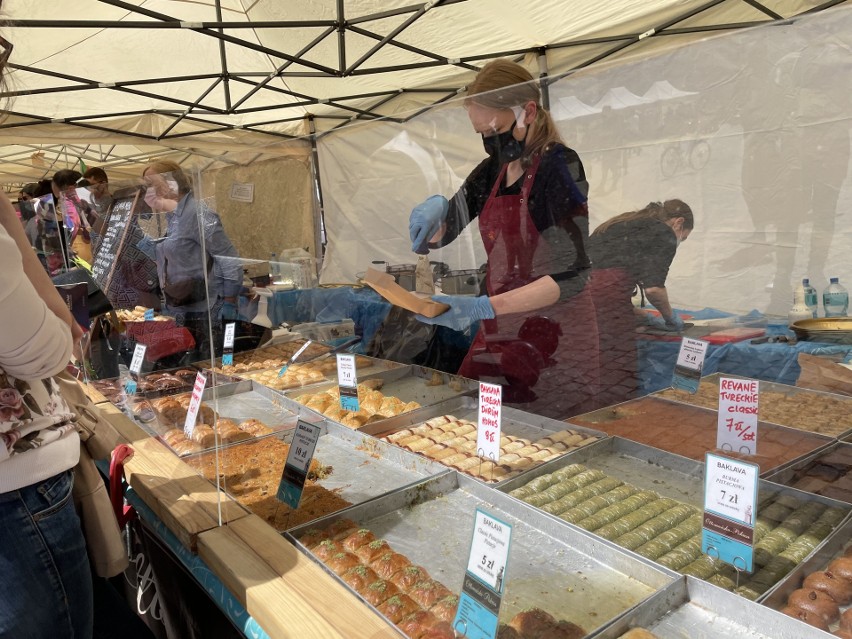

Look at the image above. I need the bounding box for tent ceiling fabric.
[0,0,845,184]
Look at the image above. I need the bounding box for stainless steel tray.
[763,440,852,504]
[761,515,852,633]
[594,576,830,639]
[185,413,452,532]
[288,472,676,637]
[498,437,706,508]
[654,371,852,440]
[277,364,478,423]
[569,395,834,478]
[229,355,404,393]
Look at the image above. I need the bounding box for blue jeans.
[0,470,94,638]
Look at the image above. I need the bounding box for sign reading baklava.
[453,508,512,639]
[702,453,758,572]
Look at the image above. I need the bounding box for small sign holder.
[337,353,360,412]
[717,377,759,456]
[222,322,236,366]
[277,420,322,509]
[124,344,147,395]
[453,508,513,639]
[671,337,709,394]
[702,452,759,573]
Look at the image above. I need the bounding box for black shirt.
[587,217,677,288]
[434,144,591,299]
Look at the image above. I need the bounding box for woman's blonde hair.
[142,159,192,195]
[465,59,563,165]
[593,200,694,236]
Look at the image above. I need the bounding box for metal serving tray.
[761,515,852,633]
[230,356,404,393]
[498,437,707,508]
[654,371,852,440]
[357,394,607,485]
[763,441,852,504]
[495,438,851,600]
[185,414,451,532]
[568,396,834,478]
[138,380,300,455]
[594,576,830,639]
[277,364,478,423]
[288,472,676,637]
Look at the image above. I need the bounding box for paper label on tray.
[222,322,236,365]
[129,344,147,375]
[337,353,359,412]
[671,337,708,394]
[702,453,758,572]
[143,308,154,321]
[182,372,207,437]
[453,508,512,639]
[277,420,322,509]
[477,382,502,462]
[716,377,759,455]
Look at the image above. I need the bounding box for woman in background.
[587,199,694,406]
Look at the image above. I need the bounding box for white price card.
[477,382,502,463]
[278,340,312,377]
[702,453,759,572]
[671,337,709,393]
[277,420,322,509]
[222,322,236,366]
[129,344,147,375]
[182,372,208,438]
[453,508,513,639]
[716,377,759,456]
[337,353,359,412]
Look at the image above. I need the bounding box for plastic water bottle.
[789,283,813,325]
[823,277,849,317]
[803,278,818,318]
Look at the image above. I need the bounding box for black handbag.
[52,267,113,318]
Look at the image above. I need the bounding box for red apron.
[587,267,640,407]
[457,156,600,419]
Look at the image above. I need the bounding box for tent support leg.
[308,115,326,261]
[537,49,550,110]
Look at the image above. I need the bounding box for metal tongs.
[278,335,362,376]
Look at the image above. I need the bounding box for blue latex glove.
[409,195,449,254]
[644,314,668,330]
[414,295,494,331]
[137,235,157,260]
[665,314,685,332]
[219,301,239,321]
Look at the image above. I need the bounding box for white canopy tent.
[2,0,851,316]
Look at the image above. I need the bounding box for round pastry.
[429,594,459,623]
[496,625,521,639]
[398,610,440,639]
[804,571,852,604]
[828,557,852,583]
[780,605,830,631]
[174,368,199,382]
[355,539,391,564]
[162,429,186,446]
[376,594,420,624]
[391,565,431,592]
[312,539,341,561]
[409,580,452,609]
[341,413,369,429]
[199,405,216,424]
[238,419,273,436]
[341,528,376,553]
[509,608,558,636]
[326,552,361,575]
[370,551,411,580]
[841,608,852,631]
[419,621,455,639]
[788,588,840,624]
[834,629,852,639]
[361,579,400,607]
[171,439,202,456]
[551,621,586,639]
[341,564,379,594]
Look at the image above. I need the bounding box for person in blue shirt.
[140,160,242,362]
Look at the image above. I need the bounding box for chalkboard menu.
[91,189,161,310]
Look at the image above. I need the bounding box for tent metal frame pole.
[158,78,223,138]
[345,23,480,72]
[740,0,784,19]
[9,20,338,29]
[537,49,550,110]
[214,0,232,112]
[346,0,469,26]
[307,115,326,257]
[96,0,339,75]
[337,0,346,74]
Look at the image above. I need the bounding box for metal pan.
[595,576,830,639]
[763,440,852,504]
[287,472,676,637]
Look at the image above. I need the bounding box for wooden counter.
[93,384,398,638]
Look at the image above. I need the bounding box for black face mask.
[482,120,526,164]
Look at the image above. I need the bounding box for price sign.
[222,322,236,366]
[277,420,322,509]
[336,353,360,412]
[671,337,709,394]
[182,372,208,438]
[477,383,502,462]
[717,377,759,456]
[125,344,147,394]
[702,453,759,572]
[143,308,154,321]
[453,509,512,639]
[278,340,312,377]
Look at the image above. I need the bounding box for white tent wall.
[317,5,852,316]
